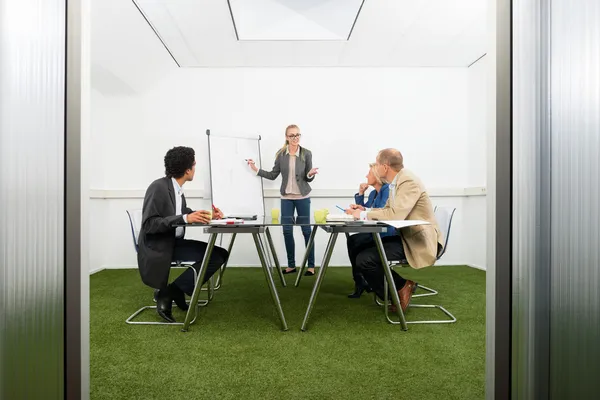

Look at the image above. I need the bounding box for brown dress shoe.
[398,280,416,311]
[387,280,417,313]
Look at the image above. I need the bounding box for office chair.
[379,206,457,324]
[124,209,214,325]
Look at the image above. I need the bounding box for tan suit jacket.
[367,169,443,269]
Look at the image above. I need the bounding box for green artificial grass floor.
[91,266,485,400]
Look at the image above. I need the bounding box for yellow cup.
[314,209,325,223]
[271,208,280,220]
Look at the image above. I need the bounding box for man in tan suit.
[348,148,444,311]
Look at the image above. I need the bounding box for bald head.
[376,148,404,172]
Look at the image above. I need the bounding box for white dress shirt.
[172,178,188,238]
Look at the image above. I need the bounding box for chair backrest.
[126,209,143,253]
[434,206,456,260]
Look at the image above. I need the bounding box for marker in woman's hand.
[246,158,259,172]
[336,205,345,212]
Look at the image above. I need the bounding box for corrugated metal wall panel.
[550,0,600,397]
[0,0,66,398]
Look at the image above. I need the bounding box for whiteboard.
[207,131,265,218]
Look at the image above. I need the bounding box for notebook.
[325,214,355,222]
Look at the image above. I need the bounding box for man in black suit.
[137,146,229,323]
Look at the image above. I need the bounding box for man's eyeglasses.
[287,134,301,139]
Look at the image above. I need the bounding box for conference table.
[174,217,429,333]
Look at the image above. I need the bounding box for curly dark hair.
[164,146,195,178]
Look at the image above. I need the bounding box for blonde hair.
[276,124,303,160]
[368,163,383,185]
[376,148,404,171]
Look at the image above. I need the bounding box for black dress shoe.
[282,268,297,274]
[348,285,366,298]
[304,270,315,276]
[168,283,189,311]
[155,289,176,323]
[360,277,373,293]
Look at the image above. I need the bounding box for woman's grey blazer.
[257,146,314,197]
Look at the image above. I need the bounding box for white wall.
[468,58,488,188]
[463,57,488,269]
[91,68,470,191]
[90,67,487,272]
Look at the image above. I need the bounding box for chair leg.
[128,266,209,325]
[206,275,215,302]
[125,305,201,325]
[412,284,438,298]
[190,266,212,306]
[152,266,211,306]
[389,304,457,324]
[373,276,426,306]
[379,272,456,325]
[374,283,437,305]
[201,275,217,298]
[200,268,215,294]
[390,263,439,298]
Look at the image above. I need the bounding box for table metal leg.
[295,226,318,287]
[181,233,218,332]
[253,233,289,331]
[257,232,276,274]
[372,233,407,331]
[265,227,286,287]
[300,232,338,331]
[213,233,236,290]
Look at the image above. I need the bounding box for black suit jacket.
[137,177,194,289]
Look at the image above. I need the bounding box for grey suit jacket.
[137,177,193,289]
[257,146,314,196]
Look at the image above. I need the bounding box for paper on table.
[379,220,430,229]
[326,214,354,222]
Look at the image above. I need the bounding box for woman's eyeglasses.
[287,134,301,139]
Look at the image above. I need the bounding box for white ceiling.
[128,0,487,67]
[229,0,365,41]
[91,0,486,94]
[92,0,175,94]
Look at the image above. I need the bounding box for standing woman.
[247,125,319,276]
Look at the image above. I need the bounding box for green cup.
[314,209,325,223]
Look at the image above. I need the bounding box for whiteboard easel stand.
[205,129,283,290]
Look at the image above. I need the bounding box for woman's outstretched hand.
[247,159,258,172]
